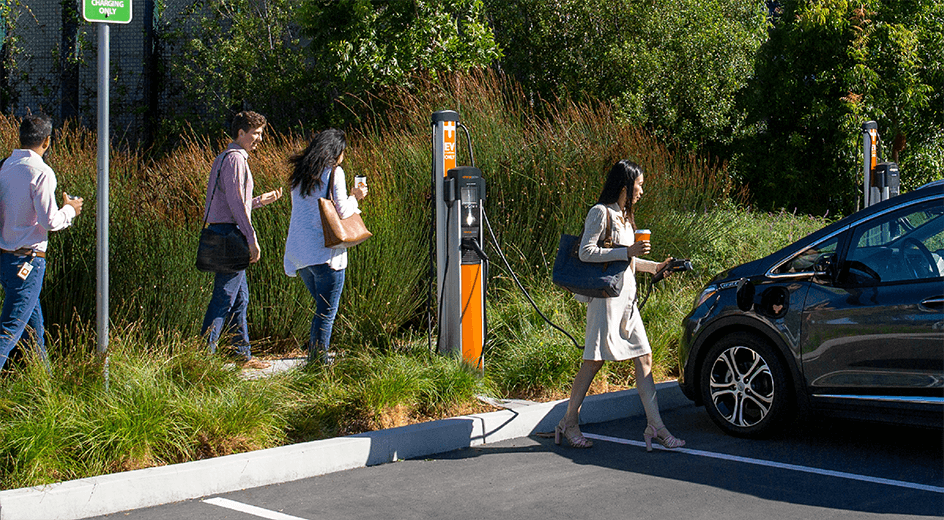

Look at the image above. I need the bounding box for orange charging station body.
[432,110,486,369]
[862,121,900,208]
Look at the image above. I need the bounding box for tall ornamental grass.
[0,330,292,488]
[11,70,745,357]
[0,330,493,489]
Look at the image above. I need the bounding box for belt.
[1,248,46,259]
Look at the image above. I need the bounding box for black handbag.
[552,207,630,298]
[195,151,251,273]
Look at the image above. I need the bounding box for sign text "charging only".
[90,0,125,17]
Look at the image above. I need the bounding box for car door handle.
[920,296,944,308]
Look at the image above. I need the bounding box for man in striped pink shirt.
[200,111,282,369]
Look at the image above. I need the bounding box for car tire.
[698,332,794,438]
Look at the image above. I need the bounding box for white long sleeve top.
[283,165,360,275]
[578,203,659,273]
[578,203,658,360]
[0,149,76,252]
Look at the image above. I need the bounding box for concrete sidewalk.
[0,382,689,520]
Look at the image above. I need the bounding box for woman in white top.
[283,129,367,365]
[556,160,685,451]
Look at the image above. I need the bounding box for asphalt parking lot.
[88,402,943,520]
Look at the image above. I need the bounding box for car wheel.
[698,332,793,437]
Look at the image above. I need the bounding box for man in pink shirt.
[200,111,282,369]
[0,114,84,372]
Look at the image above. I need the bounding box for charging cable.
[428,125,437,353]
[482,211,583,350]
[637,258,694,310]
[458,123,475,167]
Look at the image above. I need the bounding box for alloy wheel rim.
[708,346,775,428]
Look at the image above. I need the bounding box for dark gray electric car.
[679,181,944,437]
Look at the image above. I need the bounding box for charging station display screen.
[461,187,479,230]
[461,186,476,203]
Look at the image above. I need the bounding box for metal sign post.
[84,2,130,384]
[862,121,878,208]
[96,23,109,379]
[433,112,460,358]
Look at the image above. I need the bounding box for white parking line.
[583,432,944,494]
[203,497,309,519]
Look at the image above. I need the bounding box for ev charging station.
[432,111,486,369]
[862,121,900,207]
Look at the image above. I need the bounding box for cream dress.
[578,203,659,361]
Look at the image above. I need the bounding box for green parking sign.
[83,0,132,24]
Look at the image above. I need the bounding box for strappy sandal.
[555,422,593,449]
[643,424,685,452]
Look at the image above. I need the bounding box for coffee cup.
[354,176,367,189]
[634,229,651,242]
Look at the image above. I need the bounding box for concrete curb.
[0,382,687,520]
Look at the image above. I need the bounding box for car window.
[845,200,944,283]
[774,235,840,274]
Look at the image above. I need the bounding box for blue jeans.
[201,268,252,360]
[0,253,49,372]
[298,264,345,362]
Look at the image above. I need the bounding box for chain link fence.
[3,0,205,144]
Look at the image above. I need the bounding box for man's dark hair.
[20,114,53,149]
[230,111,266,139]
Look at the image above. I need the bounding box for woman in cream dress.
[556,160,686,451]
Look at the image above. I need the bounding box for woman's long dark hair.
[289,128,346,198]
[597,160,644,229]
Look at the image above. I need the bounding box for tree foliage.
[296,0,501,106]
[98,0,939,216]
[735,0,944,214]
[485,0,769,148]
[161,0,500,131]
[161,0,313,132]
